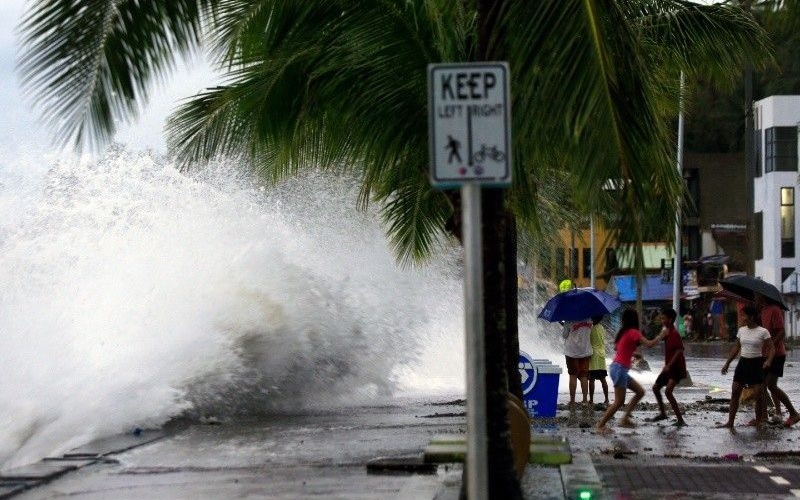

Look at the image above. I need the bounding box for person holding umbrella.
[562,319,593,408]
[755,293,800,427]
[538,287,622,409]
[719,275,800,427]
[596,309,666,433]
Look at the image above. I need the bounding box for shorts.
[654,368,686,388]
[733,357,765,386]
[609,362,630,389]
[565,356,591,378]
[767,354,786,377]
[588,369,608,381]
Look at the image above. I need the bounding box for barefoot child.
[596,309,665,433]
[588,315,610,407]
[716,304,775,429]
[647,307,687,426]
[755,293,800,427]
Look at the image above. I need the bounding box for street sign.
[428,62,511,187]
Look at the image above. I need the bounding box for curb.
[0,430,165,498]
[561,452,606,500]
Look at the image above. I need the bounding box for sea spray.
[0,146,465,468]
[0,144,565,469]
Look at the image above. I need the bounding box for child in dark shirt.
[647,307,687,426]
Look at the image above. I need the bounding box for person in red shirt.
[646,307,687,426]
[596,309,665,433]
[756,293,800,426]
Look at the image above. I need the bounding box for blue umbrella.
[538,287,622,322]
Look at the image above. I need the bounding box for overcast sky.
[0,0,214,157]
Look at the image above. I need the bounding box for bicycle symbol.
[471,144,506,164]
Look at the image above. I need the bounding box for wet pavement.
[10,346,800,499]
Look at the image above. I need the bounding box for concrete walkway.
[8,350,800,499]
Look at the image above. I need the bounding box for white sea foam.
[0,143,567,469]
[0,145,473,469]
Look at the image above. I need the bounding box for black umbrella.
[719,275,788,310]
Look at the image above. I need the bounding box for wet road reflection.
[555,346,800,459]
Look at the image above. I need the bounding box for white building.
[753,95,800,288]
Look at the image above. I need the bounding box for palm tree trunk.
[456,1,523,499]
[479,189,523,499]
[505,210,522,402]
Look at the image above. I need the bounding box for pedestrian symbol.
[446,135,462,163]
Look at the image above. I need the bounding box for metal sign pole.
[590,214,596,289]
[428,61,509,500]
[673,71,685,313]
[462,182,488,500]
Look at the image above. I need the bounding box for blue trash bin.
[519,350,562,418]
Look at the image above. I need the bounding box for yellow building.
[536,224,675,290]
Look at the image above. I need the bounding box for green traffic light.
[578,490,592,500]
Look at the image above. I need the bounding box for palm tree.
[18,1,770,497]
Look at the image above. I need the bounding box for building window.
[605,248,617,272]
[755,129,762,177]
[539,245,552,279]
[582,248,591,279]
[782,267,794,283]
[684,168,699,219]
[569,248,579,280]
[755,211,763,260]
[686,226,701,260]
[555,247,565,280]
[765,127,798,172]
[782,187,795,258]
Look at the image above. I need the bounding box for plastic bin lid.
[536,365,563,374]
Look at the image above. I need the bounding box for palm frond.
[506,0,682,258]
[18,0,216,149]
[630,0,773,86]
[377,172,453,267]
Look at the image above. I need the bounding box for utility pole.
[673,72,685,312]
[743,0,756,276]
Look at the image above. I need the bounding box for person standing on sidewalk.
[562,319,593,408]
[716,304,774,429]
[596,309,666,433]
[647,307,687,426]
[756,293,800,426]
[683,311,694,340]
[588,315,610,408]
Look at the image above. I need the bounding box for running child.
[596,309,666,433]
[647,307,687,426]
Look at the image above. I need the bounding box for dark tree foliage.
[686,5,800,153]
